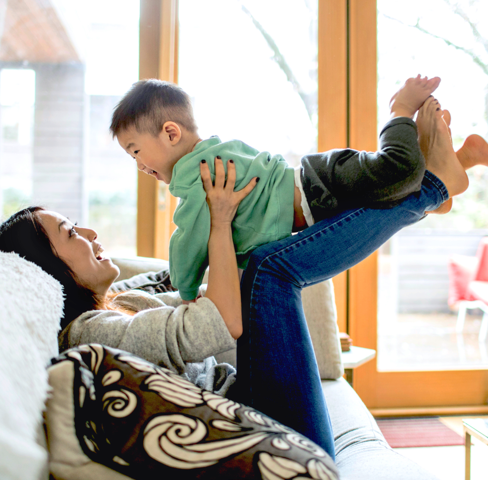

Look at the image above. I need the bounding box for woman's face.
[37,210,120,296]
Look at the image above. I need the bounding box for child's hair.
[0,207,135,331]
[110,79,197,138]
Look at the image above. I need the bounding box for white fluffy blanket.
[0,252,64,480]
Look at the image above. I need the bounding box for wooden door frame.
[137,0,179,259]
[347,0,488,412]
[318,0,348,332]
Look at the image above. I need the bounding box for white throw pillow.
[0,252,64,480]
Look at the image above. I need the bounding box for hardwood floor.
[393,416,488,480]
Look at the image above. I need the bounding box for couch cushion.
[45,344,339,480]
[0,251,64,480]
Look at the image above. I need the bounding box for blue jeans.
[232,171,448,459]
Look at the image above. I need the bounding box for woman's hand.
[201,157,258,339]
[200,157,258,227]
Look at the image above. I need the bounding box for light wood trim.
[137,0,161,257]
[137,0,179,259]
[318,0,347,151]
[158,0,177,83]
[368,370,488,408]
[371,405,488,417]
[348,252,378,395]
[346,0,378,394]
[318,0,348,332]
[348,0,378,153]
[154,184,178,260]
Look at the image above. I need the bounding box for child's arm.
[169,183,211,302]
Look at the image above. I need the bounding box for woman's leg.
[233,171,448,458]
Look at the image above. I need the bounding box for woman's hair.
[0,207,134,330]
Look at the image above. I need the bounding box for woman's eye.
[69,224,78,237]
[134,150,140,155]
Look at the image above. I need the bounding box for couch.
[113,257,440,480]
[0,253,439,480]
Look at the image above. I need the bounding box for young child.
[110,76,481,301]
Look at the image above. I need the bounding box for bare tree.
[381,0,488,126]
[238,1,317,122]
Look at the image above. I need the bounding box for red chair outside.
[448,237,488,341]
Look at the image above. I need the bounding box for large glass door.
[377,0,488,372]
[351,0,488,411]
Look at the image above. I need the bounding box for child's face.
[117,125,182,184]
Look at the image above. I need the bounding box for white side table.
[463,418,488,480]
[341,346,376,386]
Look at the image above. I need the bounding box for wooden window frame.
[347,0,488,413]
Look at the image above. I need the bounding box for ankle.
[390,103,415,119]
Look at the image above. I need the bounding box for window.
[0,0,140,256]
[178,0,318,166]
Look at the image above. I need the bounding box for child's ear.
[161,121,182,145]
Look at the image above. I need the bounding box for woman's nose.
[79,227,97,242]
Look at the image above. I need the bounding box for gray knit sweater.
[58,288,237,395]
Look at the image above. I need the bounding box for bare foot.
[390,75,441,119]
[418,96,441,157]
[441,109,488,168]
[456,134,488,170]
[416,96,469,201]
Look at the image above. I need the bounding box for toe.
[442,109,451,126]
[422,96,437,112]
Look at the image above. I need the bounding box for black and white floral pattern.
[49,344,338,479]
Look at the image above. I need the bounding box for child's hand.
[200,156,258,227]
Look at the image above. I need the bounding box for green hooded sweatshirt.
[169,136,294,300]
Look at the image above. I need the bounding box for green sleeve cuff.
[178,287,201,302]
